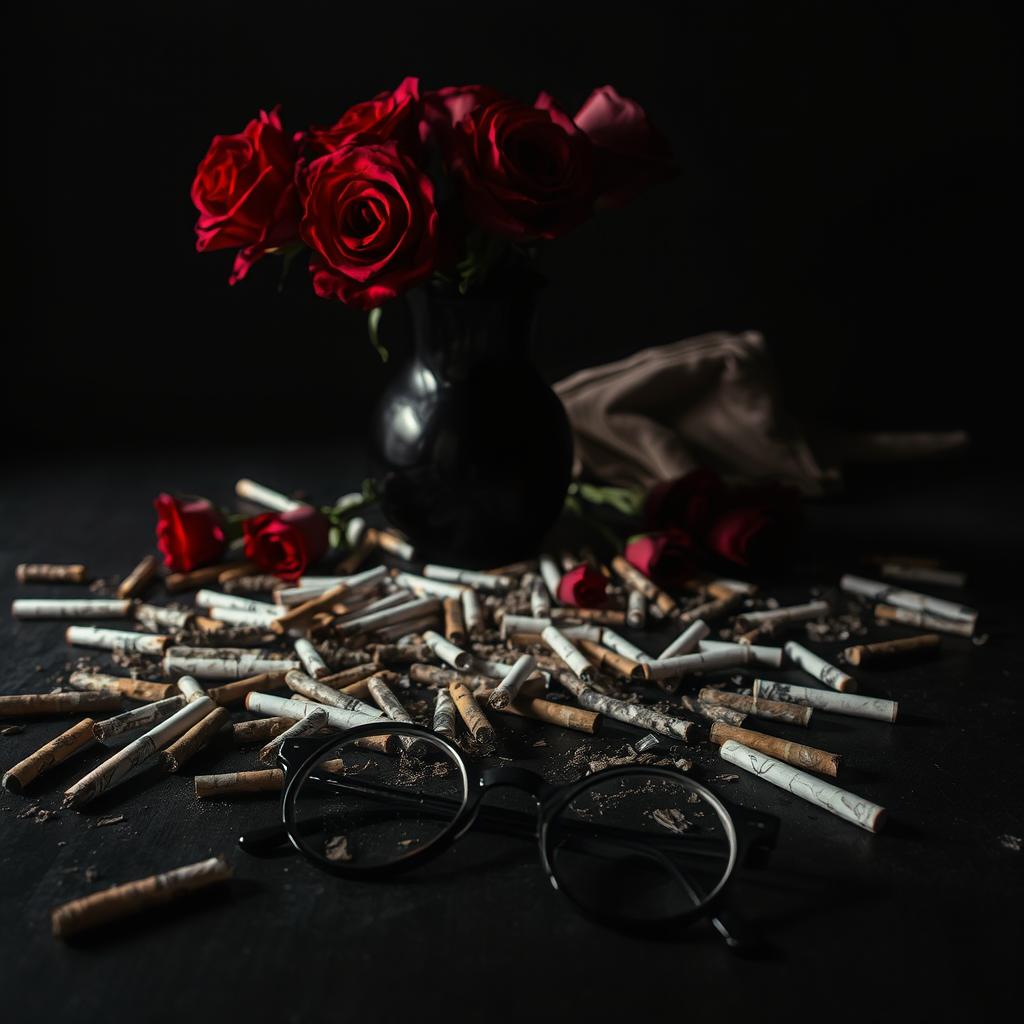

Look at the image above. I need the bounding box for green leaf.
[328,525,343,550]
[367,307,388,362]
[575,482,646,517]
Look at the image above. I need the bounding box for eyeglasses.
[238,722,778,950]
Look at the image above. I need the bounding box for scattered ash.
[18,803,59,823]
[324,835,352,862]
[92,814,125,828]
[88,577,119,597]
[532,739,547,748]
[999,834,1021,852]
[712,774,740,784]
[972,634,990,646]
[650,807,691,833]
[1,725,24,736]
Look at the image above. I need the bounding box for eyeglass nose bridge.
[479,765,549,799]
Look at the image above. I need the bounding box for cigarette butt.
[753,680,899,723]
[675,694,747,727]
[117,555,160,600]
[270,582,349,634]
[294,638,331,678]
[318,664,379,693]
[92,696,186,745]
[257,708,329,766]
[66,626,169,655]
[699,687,813,727]
[541,626,594,682]
[574,638,643,680]
[487,655,536,709]
[572,688,693,743]
[374,529,415,562]
[487,694,599,734]
[874,604,973,637]
[176,676,207,702]
[677,592,743,625]
[335,528,377,575]
[784,642,856,692]
[161,707,230,772]
[205,672,288,705]
[68,672,176,702]
[626,590,647,629]
[443,596,466,644]
[12,599,133,620]
[448,680,495,750]
[432,688,458,740]
[217,562,262,585]
[709,722,841,777]
[16,563,89,584]
[164,564,233,593]
[0,692,121,717]
[3,718,97,793]
[195,769,284,798]
[611,556,677,617]
[423,630,472,670]
[367,675,428,755]
[843,634,940,666]
[230,717,295,746]
[51,856,233,939]
[235,478,304,513]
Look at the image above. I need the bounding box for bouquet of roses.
[191,79,675,332]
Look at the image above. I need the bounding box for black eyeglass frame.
[242,722,779,940]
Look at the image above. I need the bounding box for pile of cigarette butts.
[4,480,979,940]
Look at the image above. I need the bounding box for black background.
[4,0,1018,449]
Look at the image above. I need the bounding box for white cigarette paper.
[874,603,974,637]
[539,556,563,603]
[92,696,187,745]
[460,589,483,635]
[392,572,466,600]
[659,620,709,660]
[738,600,830,627]
[66,626,168,655]
[294,638,330,678]
[529,575,551,618]
[432,688,458,739]
[235,478,304,512]
[499,615,600,642]
[176,676,206,702]
[422,565,513,592]
[879,564,966,588]
[285,670,379,716]
[134,604,194,630]
[541,626,593,682]
[245,691,384,731]
[163,651,301,680]
[258,708,328,765]
[719,740,886,833]
[626,590,647,629]
[488,655,536,709]
[700,640,784,668]
[209,606,282,628]
[195,590,281,614]
[12,599,131,620]
[335,596,440,636]
[333,590,414,623]
[645,647,751,680]
[754,679,898,723]
[65,697,216,807]
[784,641,856,692]
[840,574,977,626]
[423,629,472,670]
[599,628,653,663]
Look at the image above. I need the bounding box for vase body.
[372,271,573,567]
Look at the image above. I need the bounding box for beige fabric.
[554,330,839,496]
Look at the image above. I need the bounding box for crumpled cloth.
[554,330,968,497]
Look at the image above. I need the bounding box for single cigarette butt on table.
[677,592,743,625]
[840,574,977,628]
[461,587,484,635]
[66,627,169,656]
[423,564,513,592]
[550,607,627,627]
[539,556,562,602]
[641,647,751,682]
[16,563,89,584]
[874,603,974,637]
[230,717,295,746]
[720,740,886,833]
[205,673,288,706]
[610,556,677,617]
[392,571,466,602]
[698,687,813,727]
[408,663,545,698]
[573,638,643,680]
[283,671,380,719]
[700,640,784,669]
[293,638,331,678]
[487,654,536,709]
[754,680,899,723]
[176,676,207,702]
[0,692,122,718]
[235,478,304,512]
[737,600,830,629]
[423,629,473,670]
[134,604,195,631]
[709,722,841,778]
[842,634,940,666]
[480,691,600,734]
[541,625,594,682]
[3,718,97,793]
[117,555,160,600]
[443,596,466,644]
[161,707,230,772]
[432,689,458,740]
[599,629,652,664]
[555,674,694,743]
[659,620,710,660]
[675,694,747,727]
[92,696,186,745]
[367,674,428,755]
[12,598,132,620]
[784,642,856,692]
[626,589,647,629]
[195,769,285,798]
[373,529,415,562]
[529,575,551,618]
[448,680,496,750]
[270,583,350,634]
[208,606,282,629]
[163,650,302,681]
[51,856,233,939]
[258,708,328,765]
[164,564,234,593]
[68,672,176,703]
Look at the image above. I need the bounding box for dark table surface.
[2,444,1021,1021]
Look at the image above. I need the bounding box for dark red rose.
[191,106,302,284]
[306,77,422,155]
[705,484,801,568]
[301,139,439,310]
[448,94,592,240]
[644,468,726,534]
[154,494,227,573]
[419,84,503,147]
[557,564,608,608]
[625,529,697,589]
[243,506,329,582]
[574,85,676,207]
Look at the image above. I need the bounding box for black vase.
[371,270,573,567]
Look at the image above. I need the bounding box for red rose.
[644,468,726,534]
[154,494,227,573]
[449,94,592,240]
[191,106,302,284]
[419,84,503,147]
[301,139,439,310]
[243,506,329,582]
[705,484,801,568]
[574,85,676,207]
[557,565,608,608]
[625,530,697,589]
[307,77,422,155]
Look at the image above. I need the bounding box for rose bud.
[419,83,503,148]
[449,93,592,240]
[301,139,438,310]
[574,85,677,207]
[191,105,302,284]
[154,494,227,573]
[624,529,697,590]
[306,77,423,155]
[705,485,801,569]
[556,564,608,608]
[243,506,330,582]
[644,468,726,535]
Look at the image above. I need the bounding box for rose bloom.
[306,77,422,155]
[301,139,438,310]
[557,564,608,608]
[644,468,726,535]
[243,506,329,582]
[574,85,676,206]
[705,484,801,568]
[449,94,592,240]
[624,529,697,589]
[154,494,227,573]
[191,106,302,284]
[419,83,501,145]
